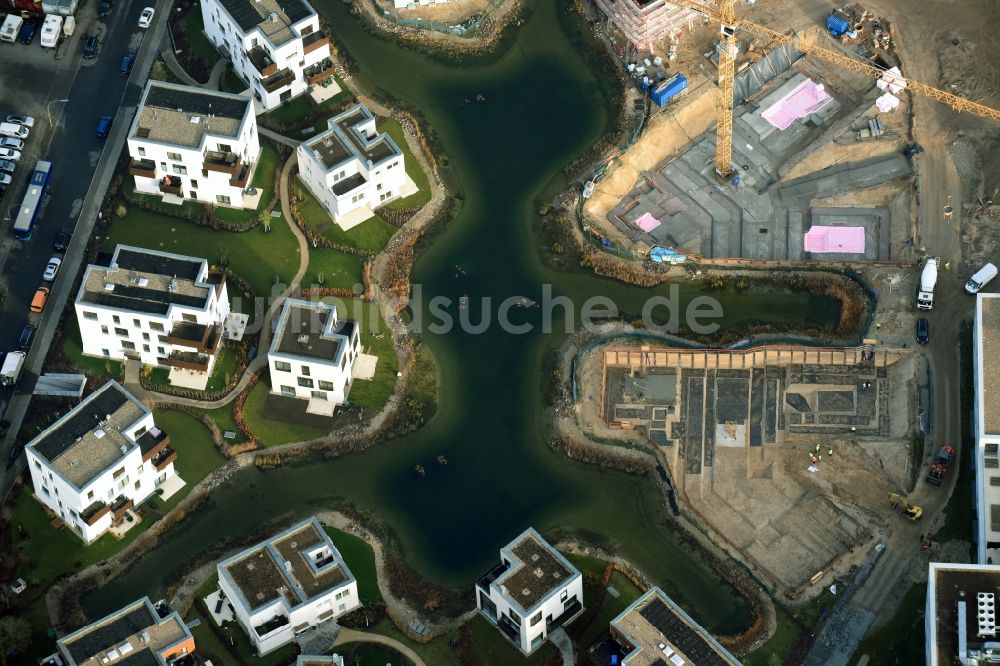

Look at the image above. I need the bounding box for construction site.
[581,0,1000,264]
[574,343,927,599]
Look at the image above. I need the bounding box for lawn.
[338,643,413,666]
[62,315,123,380]
[467,614,558,665]
[221,66,248,94]
[260,82,354,132]
[850,583,926,665]
[146,346,240,395]
[320,297,399,411]
[564,553,642,650]
[301,248,366,291]
[243,379,331,447]
[745,604,805,666]
[149,57,184,84]
[202,404,247,444]
[379,117,431,211]
[323,527,383,603]
[187,602,299,665]
[103,208,302,298]
[214,145,283,224]
[293,180,397,253]
[179,8,220,71]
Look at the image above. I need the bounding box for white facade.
[25,382,177,543]
[297,103,408,228]
[476,527,584,654]
[201,0,332,110]
[975,294,1000,564]
[926,562,1000,666]
[267,299,360,404]
[218,517,361,656]
[392,0,449,9]
[75,245,231,376]
[127,80,260,208]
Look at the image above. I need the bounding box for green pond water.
[82,0,842,636]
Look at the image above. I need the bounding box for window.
[218,143,232,153]
[137,147,146,156]
[41,486,49,497]
[115,327,129,337]
[167,151,182,161]
[122,341,137,351]
[83,311,98,320]
[297,377,314,388]
[216,195,232,205]
[160,162,167,170]
[281,385,296,396]
[202,169,209,178]
[107,489,114,499]
[182,313,197,323]
[191,179,198,188]
[340,356,346,370]
[142,333,150,341]
[560,590,568,602]
[101,326,109,334]
[113,315,121,324]
[318,380,334,391]
[351,193,364,204]
[172,164,188,175]
[530,611,542,626]
[150,322,165,332]
[301,366,310,377]
[508,610,521,626]
[134,480,141,491]
[157,347,166,356]
[311,391,326,400]
[135,465,144,477]
[275,361,291,372]
[377,183,382,191]
[143,344,150,352]
[87,490,94,501]
[133,319,141,327]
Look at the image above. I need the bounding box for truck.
[0,14,23,43]
[926,445,956,487]
[40,14,63,48]
[917,257,939,310]
[0,351,26,387]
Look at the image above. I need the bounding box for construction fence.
[371,0,508,37]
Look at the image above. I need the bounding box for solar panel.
[145,84,251,121]
[639,598,731,666]
[33,385,131,463]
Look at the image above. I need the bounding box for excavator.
[888,492,922,521]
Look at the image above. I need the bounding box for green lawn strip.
[103,208,301,298]
[577,571,642,650]
[467,613,558,664]
[745,604,805,666]
[201,404,247,444]
[150,57,184,84]
[322,527,383,603]
[243,380,330,447]
[319,297,398,411]
[187,603,298,665]
[378,117,431,211]
[260,87,354,132]
[179,9,220,70]
[292,180,396,252]
[367,618,460,665]
[61,315,124,380]
[145,346,239,395]
[301,248,366,291]
[849,583,926,665]
[338,643,414,666]
[213,145,283,224]
[221,67,249,94]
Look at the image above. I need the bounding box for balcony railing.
[497,616,521,643]
[302,31,330,56]
[229,164,251,188]
[546,596,583,630]
[80,501,111,526]
[248,45,278,76]
[110,496,134,523]
[164,322,222,354]
[138,428,171,462]
[152,447,177,472]
[476,561,511,593]
[159,176,183,197]
[203,151,241,176]
[304,57,336,85]
[164,351,210,373]
[128,158,156,178]
[262,69,295,93]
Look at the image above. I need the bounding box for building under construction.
[593,0,707,53]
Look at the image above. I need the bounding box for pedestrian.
[851,426,857,432]
[945,261,951,270]
[920,245,926,253]
[829,449,834,456]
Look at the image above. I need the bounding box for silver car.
[0,137,23,150]
[0,160,14,173]
[6,115,35,128]
[0,149,19,161]
[0,173,10,186]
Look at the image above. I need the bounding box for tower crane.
[664,0,1000,178]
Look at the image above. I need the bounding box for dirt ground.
[375,0,493,23]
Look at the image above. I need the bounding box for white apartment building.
[218,516,361,656]
[42,596,196,666]
[75,245,231,376]
[476,527,584,655]
[201,0,333,110]
[127,80,260,208]
[267,298,360,406]
[297,103,409,229]
[926,562,1000,666]
[25,382,177,543]
[610,587,740,666]
[975,293,1000,564]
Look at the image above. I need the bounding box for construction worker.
[828,448,834,456]
[818,455,822,462]
[944,261,951,270]
[875,322,881,330]
[815,444,821,452]
[851,426,857,433]
[920,245,926,253]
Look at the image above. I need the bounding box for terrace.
[203,150,242,176]
[302,31,330,55]
[128,158,156,178]
[230,164,252,188]
[165,351,212,373]
[160,176,183,197]
[137,427,170,462]
[477,560,511,594]
[151,446,177,472]
[248,45,278,76]
[263,69,295,94]
[164,322,223,354]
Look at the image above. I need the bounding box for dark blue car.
[120,52,135,75]
[98,0,112,17]
[17,20,36,44]
[96,115,112,139]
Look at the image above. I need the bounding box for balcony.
[229,164,251,188]
[497,616,521,644]
[138,427,170,462]
[128,158,156,178]
[164,350,211,373]
[302,31,330,56]
[203,151,241,176]
[80,501,111,527]
[248,45,278,77]
[305,61,337,86]
[110,496,134,523]
[164,322,222,354]
[159,176,183,197]
[151,446,177,472]
[262,68,295,94]
[254,615,290,637]
[546,596,583,630]
[477,561,511,593]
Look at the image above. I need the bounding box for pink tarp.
[804,226,866,254]
[635,212,661,232]
[761,79,833,130]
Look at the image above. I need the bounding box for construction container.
[650,73,688,107]
[826,13,850,37]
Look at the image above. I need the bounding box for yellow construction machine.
[888,492,922,521]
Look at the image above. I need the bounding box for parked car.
[0,123,28,139]
[96,115,112,139]
[17,324,36,351]
[138,7,154,28]
[0,137,23,150]
[97,0,112,17]
[5,115,34,129]
[0,160,14,174]
[53,228,72,252]
[916,317,929,344]
[17,20,36,44]
[0,149,21,161]
[82,35,98,59]
[30,286,50,313]
[119,52,135,75]
[0,174,10,187]
[42,256,62,282]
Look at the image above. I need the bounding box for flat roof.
[217,0,315,44]
[27,382,148,489]
[271,299,356,364]
[929,564,1000,666]
[57,597,190,666]
[220,516,354,615]
[77,245,218,317]
[980,295,1000,436]
[304,103,401,174]
[132,81,252,149]
[613,588,739,666]
[495,528,579,612]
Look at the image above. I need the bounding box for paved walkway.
[332,628,427,666]
[549,627,575,666]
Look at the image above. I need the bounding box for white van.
[966,262,998,294]
[41,15,63,48]
[0,14,23,43]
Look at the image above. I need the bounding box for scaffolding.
[594,0,708,52]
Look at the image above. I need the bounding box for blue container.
[826,13,850,37]
[651,74,688,107]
